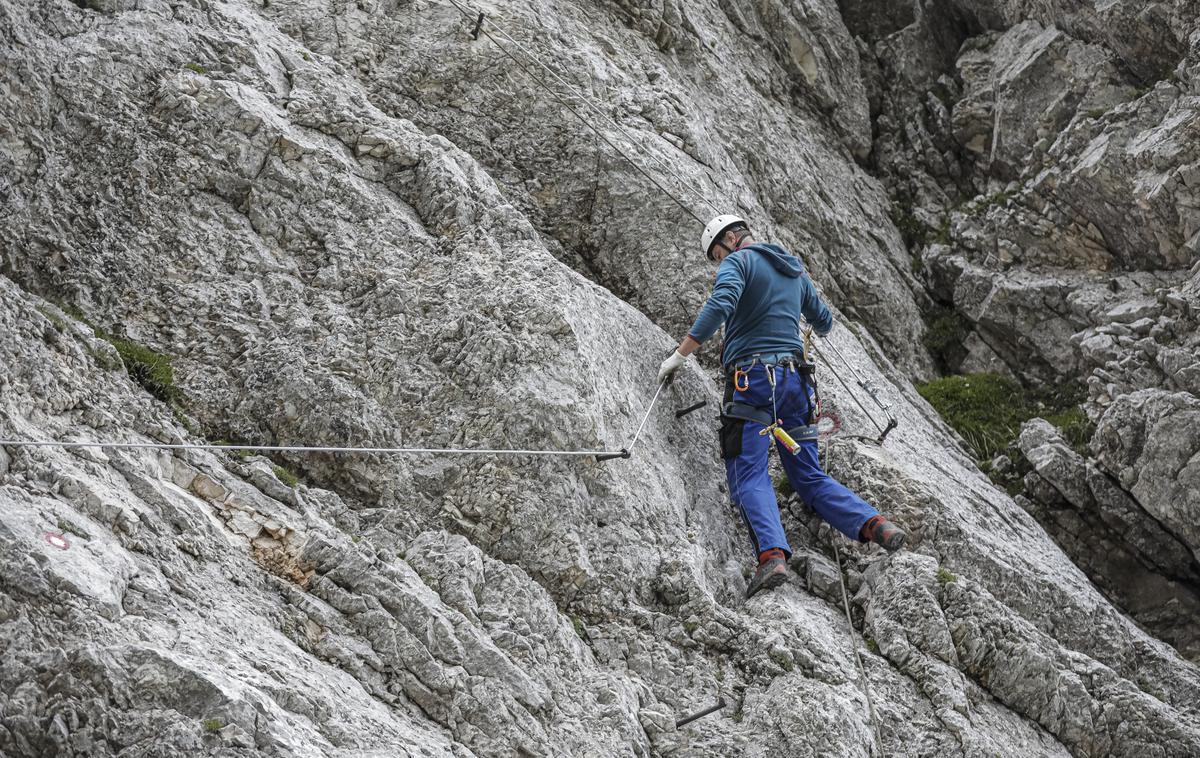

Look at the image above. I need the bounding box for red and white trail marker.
[816,411,842,438]
[43,531,70,550]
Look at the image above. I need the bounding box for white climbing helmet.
[701,214,748,260]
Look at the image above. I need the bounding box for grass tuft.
[889,195,927,248]
[272,464,299,488]
[56,518,89,539]
[917,374,1029,461]
[917,373,1091,494]
[571,615,588,640]
[1045,406,1090,455]
[936,566,957,585]
[768,649,795,672]
[202,718,224,732]
[37,305,70,332]
[105,336,180,405]
[60,305,182,407]
[933,215,952,245]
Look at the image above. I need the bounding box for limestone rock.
[1093,390,1200,562]
[952,21,1135,178]
[1018,419,1200,659]
[1,0,1199,756]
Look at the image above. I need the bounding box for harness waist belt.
[722,405,819,442]
[727,352,799,371]
[726,353,815,376]
[722,402,775,426]
[787,424,820,442]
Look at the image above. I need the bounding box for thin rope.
[810,341,886,436]
[1,373,670,460]
[833,538,885,755]
[824,438,884,754]
[0,440,614,457]
[625,379,666,453]
[461,4,722,217]
[440,0,709,226]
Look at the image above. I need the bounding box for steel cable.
[453,2,722,217]
[439,0,711,225]
[0,375,669,460]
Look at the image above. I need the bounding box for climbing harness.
[0,379,669,463]
[721,355,822,452]
[721,401,772,426]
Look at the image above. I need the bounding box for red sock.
[860,515,884,541]
[758,548,786,565]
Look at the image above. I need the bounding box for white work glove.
[657,350,687,384]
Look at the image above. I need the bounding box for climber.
[658,215,906,599]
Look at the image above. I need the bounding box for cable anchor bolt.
[594,448,631,462]
[675,698,726,728]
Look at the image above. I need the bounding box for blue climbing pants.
[720,362,877,558]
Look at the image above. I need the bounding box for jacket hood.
[743,243,803,278]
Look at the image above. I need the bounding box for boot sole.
[881,531,906,552]
[746,570,790,599]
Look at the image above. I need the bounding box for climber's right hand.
[657,350,687,384]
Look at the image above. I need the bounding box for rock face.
[852,0,1200,665]
[951,21,1136,181]
[1093,390,1200,558]
[249,0,936,378]
[2,1,1200,757]
[1019,418,1200,660]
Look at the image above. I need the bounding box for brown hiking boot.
[861,516,906,552]
[746,548,790,599]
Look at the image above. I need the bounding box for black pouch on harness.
[718,380,742,459]
[719,416,744,460]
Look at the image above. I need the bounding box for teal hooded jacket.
[686,243,833,366]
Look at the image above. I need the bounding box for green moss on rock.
[916,373,1091,494]
[272,464,300,488]
[917,373,1031,460]
[105,335,181,405]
